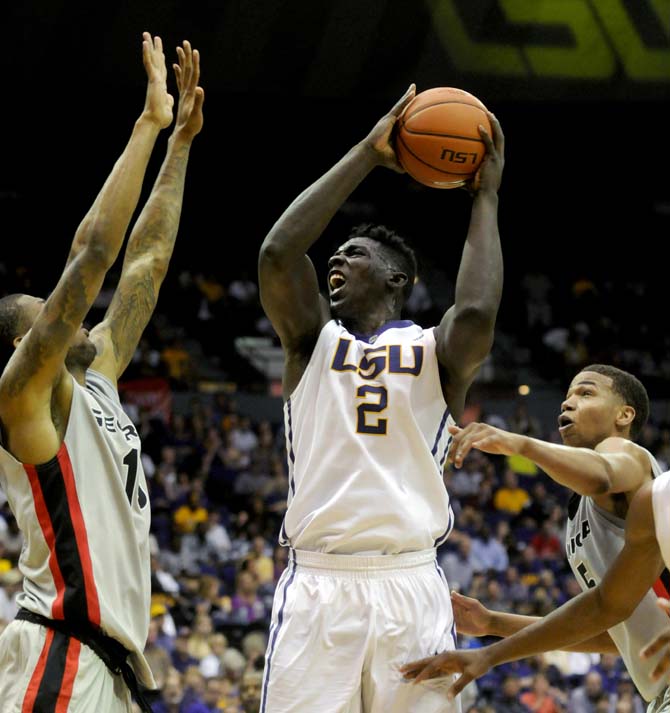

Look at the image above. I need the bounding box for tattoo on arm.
[105,145,190,374]
[5,259,99,397]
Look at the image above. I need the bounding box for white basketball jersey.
[280,319,455,555]
[0,370,155,688]
[565,449,668,701]
[652,471,670,572]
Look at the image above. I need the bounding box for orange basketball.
[394,87,491,189]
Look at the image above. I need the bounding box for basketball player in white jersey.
[257,83,505,712]
[0,34,203,712]
[400,365,670,711]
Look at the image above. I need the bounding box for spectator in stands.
[172,626,200,673]
[493,469,531,516]
[519,672,562,713]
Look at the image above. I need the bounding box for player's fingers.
[657,598,670,613]
[173,64,182,91]
[447,424,461,436]
[194,86,205,111]
[453,436,476,467]
[641,632,670,659]
[478,124,495,156]
[448,672,473,700]
[487,111,505,155]
[192,48,200,86]
[154,35,164,54]
[651,650,670,680]
[399,657,433,679]
[390,83,416,117]
[413,661,441,684]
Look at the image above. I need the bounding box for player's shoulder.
[84,369,120,404]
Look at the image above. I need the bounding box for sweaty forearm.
[484,589,623,667]
[261,143,379,263]
[519,437,613,495]
[123,134,193,271]
[454,192,502,315]
[487,610,617,654]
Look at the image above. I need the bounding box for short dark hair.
[0,294,28,373]
[581,364,650,440]
[348,223,417,302]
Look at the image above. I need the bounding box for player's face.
[558,371,622,448]
[327,238,393,318]
[65,326,97,372]
[17,295,96,370]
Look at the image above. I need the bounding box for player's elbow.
[453,303,498,331]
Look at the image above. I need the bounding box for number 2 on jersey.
[356,385,388,435]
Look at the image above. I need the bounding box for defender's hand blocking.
[172,40,205,141]
[400,648,492,698]
[641,598,670,682]
[142,32,174,129]
[362,84,416,173]
[447,422,523,468]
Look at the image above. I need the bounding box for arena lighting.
[518,385,531,396]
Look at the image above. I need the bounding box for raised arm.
[434,114,504,417]
[401,482,661,695]
[258,85,416,363]
[446,424,650,496]
[89,40,204,384]
[0,33,172,460]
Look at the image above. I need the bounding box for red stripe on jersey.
[54,637,81,713]
[21,628,55,712]
[57,444,101,626]
[653,579,670,605]
[24,465,66,619]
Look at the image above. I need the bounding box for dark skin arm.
[89,39,204,385]
[400,480,661,697]
[258,85,417,398]
[446,425,650,497]
[434,116,504,419]
[0,33,173,464]
[451,590,619,654]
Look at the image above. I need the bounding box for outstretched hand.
[173,40,205,140]
[399,647,492,699]
[447,422,523,468]
[362,84,416,172]
[641,598,670,682]
[141,32,174,129]
[463,111,504,196]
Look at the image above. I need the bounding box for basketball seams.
[402,101,488,126]
[395,86,490,188]
[399,129,485,142]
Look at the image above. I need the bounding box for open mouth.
[328,271,347,297]
[557,414,573,432]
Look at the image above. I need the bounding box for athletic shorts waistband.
[289,548,437,577]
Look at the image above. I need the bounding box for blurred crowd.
[3,386,670,712]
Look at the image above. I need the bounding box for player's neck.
[67,366,87,386]
[340,306,401,336]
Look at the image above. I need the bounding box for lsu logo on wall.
[427,0,669,81]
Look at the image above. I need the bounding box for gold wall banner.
[427,0,670,83]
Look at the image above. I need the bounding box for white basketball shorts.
[260,548,461,713]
